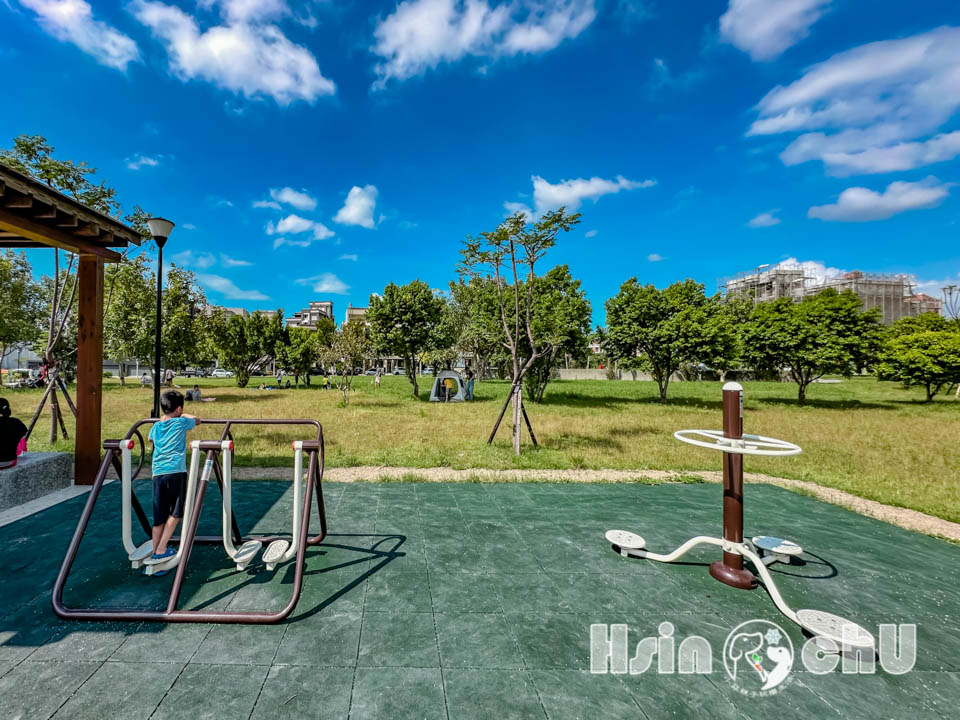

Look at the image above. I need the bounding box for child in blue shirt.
[148,390,199,574]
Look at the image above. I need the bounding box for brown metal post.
[709,382,757,590]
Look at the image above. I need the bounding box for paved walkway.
[1,480,958,719]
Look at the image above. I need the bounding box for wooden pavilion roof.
[0,163,142,262]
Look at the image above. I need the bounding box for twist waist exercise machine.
[52,418,328,624]
[605,382,875,653]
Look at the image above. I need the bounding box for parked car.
[210,368,234,378]
[181,367,206,377]
[420,366,434,375]
[364,369,377,376]
[392,367,405,375]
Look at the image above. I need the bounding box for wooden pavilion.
[0,163,143,485]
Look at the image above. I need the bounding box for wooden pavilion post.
[75,255,104,485]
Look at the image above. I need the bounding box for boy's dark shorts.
[153,471,187,526]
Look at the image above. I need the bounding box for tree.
[742,289,882,403]
[878,314,960,401]
[605,279,737,403]
[523,265,592,403]
[319,319,372,405]
[460,208,581,452]
[449,276,503,381]
[208,310,283,387]
[0,251,44,366]
[103,255,154,384]
[161,265,208,372]
[367,280,445,398]
[277,327,322,386]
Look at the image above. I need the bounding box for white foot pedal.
[605,530,646,555]
[263,540,290,571]
[234,540,263,570]
[752,536,802,556]
[129,541,154,568]
[796,609,874,651]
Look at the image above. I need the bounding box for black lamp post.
[147,217,175,417]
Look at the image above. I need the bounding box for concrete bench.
[0,452,74,511]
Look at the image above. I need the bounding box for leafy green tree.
[103,255,154,383]
[523,265,592,403]
[449,276,503,381]
[319,319,372,405]
[742,289,882,403]
[878,313,960,401]
[605,279,737,403]
[161,265,208,372]
[367,280,445,397]
[460,208,581,451]
[0,251,44,366]
[277,327,321,386]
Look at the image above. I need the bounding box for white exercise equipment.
[219,439,262,570]
[605,382,875,653]
[141,444,203,576]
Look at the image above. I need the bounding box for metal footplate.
[128,541,154,568]
[796,609,875,652]
[751,535,803,566]
[234,540,263,571]
[605,530,646,557]
[262,540,290,571]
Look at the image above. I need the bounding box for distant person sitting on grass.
[0,398,28,470]
[186,384,202,401]
[147,390,199,576]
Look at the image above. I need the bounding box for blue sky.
[3,0,959,324]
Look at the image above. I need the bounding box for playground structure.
[52,418,327,624]
[605,382,875,653]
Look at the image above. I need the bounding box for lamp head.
[147,217,175,247]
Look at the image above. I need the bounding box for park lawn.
[4,374,959,522]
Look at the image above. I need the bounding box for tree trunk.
[926,383,935,402]
[798,382,807,404]
[512,385,522,455]
[49,385,60,443]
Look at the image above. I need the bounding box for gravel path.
[227,465,960,543]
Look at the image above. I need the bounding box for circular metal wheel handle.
[673,429,802,456]
[129,429,146,481]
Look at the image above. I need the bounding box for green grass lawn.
[4,373,959,522]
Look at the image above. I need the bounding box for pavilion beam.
[75,255,104,486]
[0,207,121,261]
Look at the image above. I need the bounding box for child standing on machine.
[147,390,199,574]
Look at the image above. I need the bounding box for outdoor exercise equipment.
[52,417,327,623]
[605,382,875,652]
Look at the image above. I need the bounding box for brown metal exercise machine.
[52,418,327,624]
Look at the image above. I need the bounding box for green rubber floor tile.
[507,612,594,670]
[443,668,546,719]
[151,663,269,720]
[423,542,484,573]
[31,622,136,662]
[250,665,354,719]
[363,571,432,612]
[110,623,209,664]
[436,612,523,669]
[297,568,369,613]
[192,622,286,665]
[51,659,183,720]
[0,660,99,720]
[357,611,439,668]
[349,667,446,720]
[622,672,749,720]
[491,573,573,613]
[531,669,643,720]
[274,612,362,666]
[909,671,960,718]
[795,672,941,719]
[428,572,502,612]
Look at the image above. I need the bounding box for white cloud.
[808,176,952,222]
[269,186,316,210]
[334,185,378,229]
[182,223,197,230]
[265,213,334,241]
[294,272,350,294]
[339,253,358,261]
[647,253,664,262]
[774,257,845,285]
[585,229,597,238]
[531,174,655,214]
[130,0,335,105]
[220,253,252,267]
[503,201,533,220]
[170,250,217,269]
[747,27,960,175]
[719,0,831,61]
[253,200,282,210]
[748,210,781,228]
[272,237,310,249]
[371,0,596,88]
[197,273,269,300]
[20,0,140,70]
[125,154,161,170]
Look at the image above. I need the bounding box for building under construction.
[722,263,942,325]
